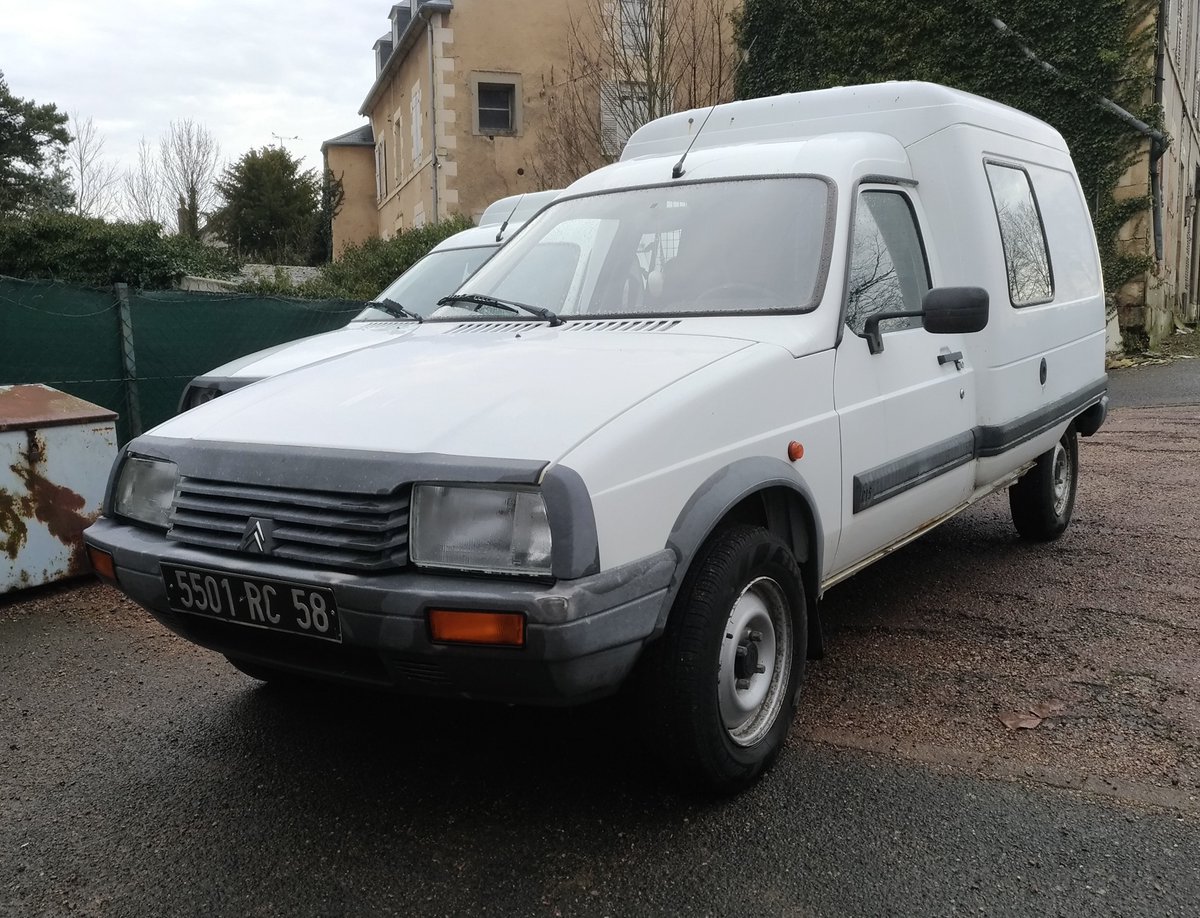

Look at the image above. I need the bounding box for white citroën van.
[86,83,1108,792]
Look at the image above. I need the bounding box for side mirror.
[922,286,989,336]
[862,286,990,355]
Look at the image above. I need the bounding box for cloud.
[0,0,384,180]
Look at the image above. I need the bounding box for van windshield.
[440,178,831,320]
[354,245,497,321]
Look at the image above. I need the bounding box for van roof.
[621,81,1066,163]
[478,189,561,227]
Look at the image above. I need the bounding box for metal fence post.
[114,283,143,438]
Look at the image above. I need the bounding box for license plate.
[161,563,341,643]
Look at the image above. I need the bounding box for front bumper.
[85,518,675,705]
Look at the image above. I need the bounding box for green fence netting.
[0,276,127,436]
[0,276,366,443]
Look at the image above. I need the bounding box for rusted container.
[0,385,117,593]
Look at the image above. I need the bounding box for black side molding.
[975,378,1108,457]
[853,431,976,513]
[852,378,1109,514]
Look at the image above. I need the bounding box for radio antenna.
[671,102,720,180]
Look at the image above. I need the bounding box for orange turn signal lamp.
[87,545,116,581]
[429,609,526,648]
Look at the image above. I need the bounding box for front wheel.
[1009,426,1078,541]
[636,525,807,793]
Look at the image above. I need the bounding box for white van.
[87,83,1107,792]
[178,190,559,411]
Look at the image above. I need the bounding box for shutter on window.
[600,82,624,158]
[411,85,422,166]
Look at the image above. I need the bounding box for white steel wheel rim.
[718,576,792,747]
[1051,439,1072,517]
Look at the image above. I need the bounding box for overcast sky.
[1,0,388,200]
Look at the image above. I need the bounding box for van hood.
[202,321,421,380]
[150,327,754,462]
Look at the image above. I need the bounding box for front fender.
[658,456,826,656]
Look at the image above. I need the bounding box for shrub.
[0,212,236,289]
[239,216,474,301]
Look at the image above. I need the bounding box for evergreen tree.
[211,146,319,263]
[0,70,74,215]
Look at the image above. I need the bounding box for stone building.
[322,0,738,258]
[1115,0,1200,344]
[322,0,578,256]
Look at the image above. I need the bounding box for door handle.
[938,351,965,370]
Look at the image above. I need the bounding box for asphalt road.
[1108,358,1200,408]
[3,362,1200,917]
[1,594,1196,918]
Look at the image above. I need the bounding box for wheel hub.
[1051,440,1072,517]
[718,578,792,747]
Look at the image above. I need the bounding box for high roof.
[622,82,1066,163]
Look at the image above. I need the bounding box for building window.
[619,0,647,52]
[374,139,387,202]
[410,84,422,167]
[985,162,1054,307]
[478,83,515,133]
[470,72,523,136]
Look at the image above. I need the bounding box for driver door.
[831,187,977,574]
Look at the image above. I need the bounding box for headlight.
[113,456,178,529]
[410,484,553,576]
[181,384,222,413]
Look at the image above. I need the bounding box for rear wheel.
[636,525,807,793]
[1009,426,1078,541]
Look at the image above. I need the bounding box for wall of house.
[1117,0,1200,344]
[444,0,581,220]
[325,145,378,257]
[367,22,438,236]
[1152,0,1200,326]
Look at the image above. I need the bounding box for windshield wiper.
[437,293,563,327]
[370,297,423,322]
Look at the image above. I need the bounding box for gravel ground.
[802,406,1200,809]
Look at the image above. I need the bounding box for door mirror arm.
[863,310,924,355]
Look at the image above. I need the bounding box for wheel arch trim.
[658,457,825,657]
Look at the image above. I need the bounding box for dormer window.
[373,36,393,76]
[390,2,413,46]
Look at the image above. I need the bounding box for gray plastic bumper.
[85,517,676,705]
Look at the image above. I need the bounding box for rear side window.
[986,163,1053,307]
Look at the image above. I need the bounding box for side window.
[846,191,931,337]
[985,163,1054,306]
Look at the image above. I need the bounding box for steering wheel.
[690,281,785,308]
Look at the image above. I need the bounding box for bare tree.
[159,118,220,237]
[66,112,120,218]
[535,0,738,188]
[121,137,168,224]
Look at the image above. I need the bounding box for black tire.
[636,525,807,794]
[1009,426,1078,541]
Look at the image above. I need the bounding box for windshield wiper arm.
[437,293,563,327]
[370,297,423,322]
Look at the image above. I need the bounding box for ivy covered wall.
[734,0,1159,297]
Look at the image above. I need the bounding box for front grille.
[167,476,410,572]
